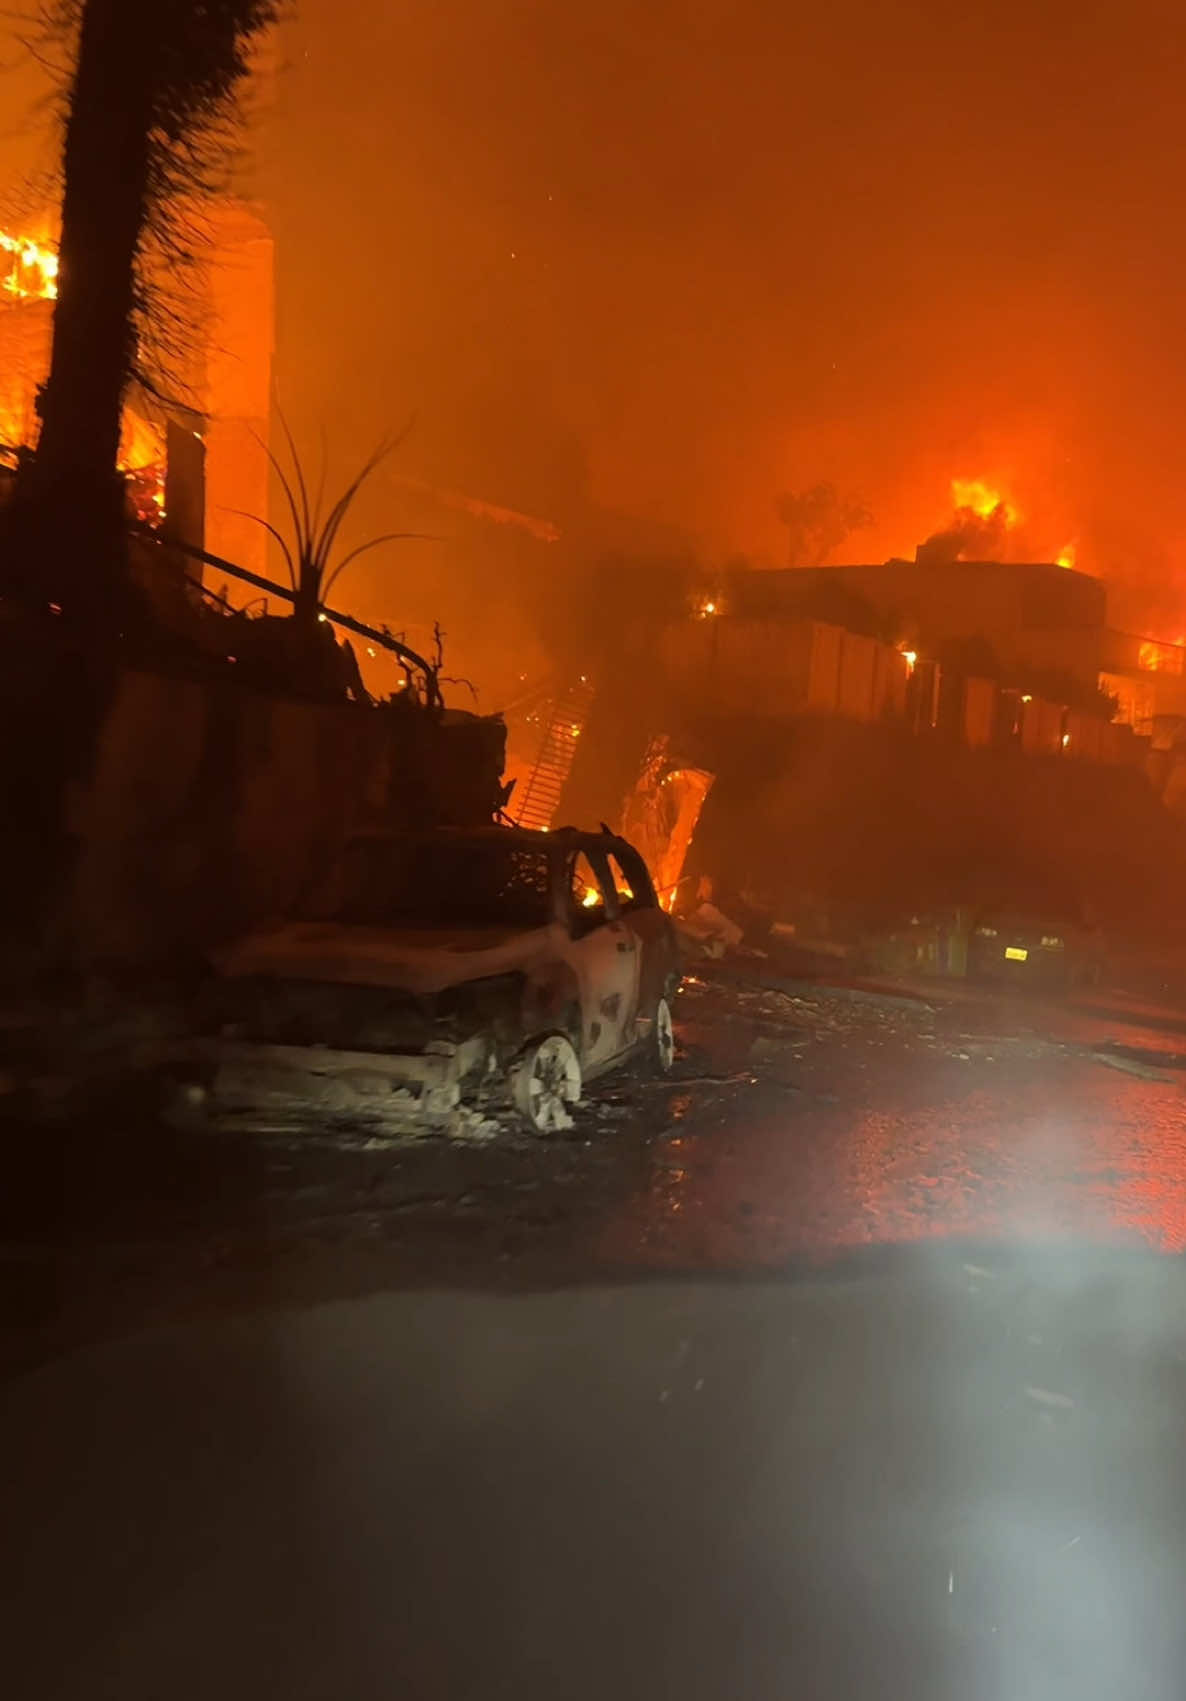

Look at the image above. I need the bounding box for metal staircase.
[511,676,596,831]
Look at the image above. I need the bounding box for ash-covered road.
[4,967,1186,1374]
[605,973,1186,1269]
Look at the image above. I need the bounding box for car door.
[564,846,641,1071]
[604,842,675,1017]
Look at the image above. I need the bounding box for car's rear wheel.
[511,1033,582,1133]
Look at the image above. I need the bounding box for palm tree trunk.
[0,0,157,972]
[14,0,154,614]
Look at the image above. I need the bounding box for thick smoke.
[917,500,1011,566]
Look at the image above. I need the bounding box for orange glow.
[0,392,166,523]
[0,229,166,523]
[625,757,714,913]
[1138,639,1185,674]
[118,410,167,524]
[0,231,58,302]
[1056,542,1076,569]
[390,473,560,542]
[950,477,1019,526]
[119,410,164,472]
[695,594,722,619]
[900,648,917,674]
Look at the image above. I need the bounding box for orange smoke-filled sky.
[4,0,1186,681]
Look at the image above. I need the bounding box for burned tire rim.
[512,1034,582,1133]
[655,996,675,1074]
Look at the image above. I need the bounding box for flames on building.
[918,478,1018,566]
[0,209,272,573]
[916,478,1077,577]
[950,478,1019,530]
[0,225,167,525]
[0,233,58,302]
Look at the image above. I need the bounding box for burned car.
[178,827,681,1133]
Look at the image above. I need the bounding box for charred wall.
[685,715,1186,938]
[66,670,506,965]
[730,561,1109,690]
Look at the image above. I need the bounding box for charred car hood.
[211,921,562,996]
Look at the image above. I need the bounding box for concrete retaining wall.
[68,669,505,963]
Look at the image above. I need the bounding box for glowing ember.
[900,648,917,674]
[695,595,721,619]
[1056,542,1076,569]
[950,477,1019,526]
[581,884,600,908]
[0,232,58,302]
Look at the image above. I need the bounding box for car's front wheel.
[510,1033,582,1133]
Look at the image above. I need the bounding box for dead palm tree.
[8,0,281,615]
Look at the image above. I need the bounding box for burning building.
[740,554,1186,747]
[0,203,274,577]
[0,234,167,526]
[551,544,1186,940]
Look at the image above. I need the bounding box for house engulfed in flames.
[0,204,273,574]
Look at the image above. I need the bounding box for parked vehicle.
[967,903,1103,989]
[178,826,681,1133]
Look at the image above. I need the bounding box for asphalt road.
[3,965,1186,1372]
[7,969,1186,1697]
[8,1251,1186,1700]
[606,972,1186,1268]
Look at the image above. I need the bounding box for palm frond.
[314,438,397,576]
[251,426,308,567]
[223,507,297,591]
[276,404,313,556]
